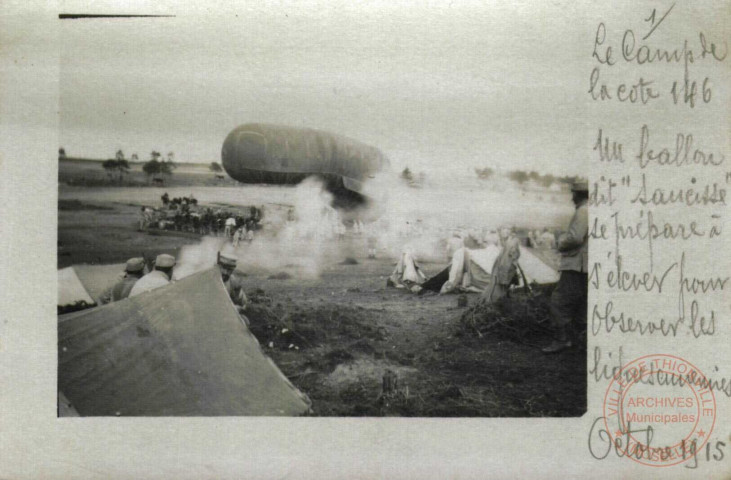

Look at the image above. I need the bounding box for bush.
[459,288,554,345]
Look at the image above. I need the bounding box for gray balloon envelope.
[221,123,390,207]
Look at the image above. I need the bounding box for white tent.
[517,246,560,285]
[434,245,559,294]
[388,250,428,291]
[58,266,95,307]
[58,263,129,308]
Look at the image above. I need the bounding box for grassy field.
[59,157,240,187]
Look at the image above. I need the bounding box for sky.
[60,1,593,176]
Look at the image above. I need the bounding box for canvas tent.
[439,245,501,293]
[57,263,126,308]
[388,250,428,290]
[58,266,95,307]
[72,263,126,301]
[58,267,311,416]
[516,246,560,285]
[418,245,560,294]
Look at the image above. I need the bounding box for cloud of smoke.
[360,169,575,264]
[169,178,349,280]
[234,177,346,278]
[173,236,228,280]
[169,170,575,280]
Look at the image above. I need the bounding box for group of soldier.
[101,252,249,320]
[161,192,198,208]
[100,254,175,303]
[139,193,262,238]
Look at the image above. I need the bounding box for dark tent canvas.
[58,268,311,416]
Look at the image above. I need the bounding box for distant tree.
[115,150,130,181]
[528,171,541,182]
[142,159,162,181]
[131,153,139,162]
[117,159,130,181]
[167,151,175,163]
[58,147,66,159]
[401,167,413,181]
[102,159,117,177]
[160,161,175,176]
[539,173,555,188]
[144,151,174,182]
[509,170,529,185]
[559,175,576,186]
[209,162,223,172]
[102,152,130,183]
[474,167,494,180]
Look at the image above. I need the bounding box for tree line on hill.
[59,148,178,184]
[399,165,577,189]
[60,147,230,185]
[110,150,177,183]
[61,146,576,189]
[475,167,577,188]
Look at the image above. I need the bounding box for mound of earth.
[246,293,382,351]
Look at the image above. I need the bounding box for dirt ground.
[57,191,586,417]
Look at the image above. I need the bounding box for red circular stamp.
[602,354,716,467]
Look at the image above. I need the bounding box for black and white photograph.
[55,3,591,418]
[3,0,731,478]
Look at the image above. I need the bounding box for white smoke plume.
[359,169,575,263]
[173,236,228,280]
[172,177,356,280]
[169,170,574,280]
[231,177,347,279]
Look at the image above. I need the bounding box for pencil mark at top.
[59,14,176,20]
[643,4,675,40]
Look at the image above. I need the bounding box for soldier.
[173,211,183,231]
[366,235,377,259]
[100,257,146,303]
[217,252,249,313]
[232,227,242,247]
[542,180,589,353]
[138,206,147,230]
[250,206,261,223]
[480,235,521,304]
[129,254,176,297]
[224,216,236,237]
